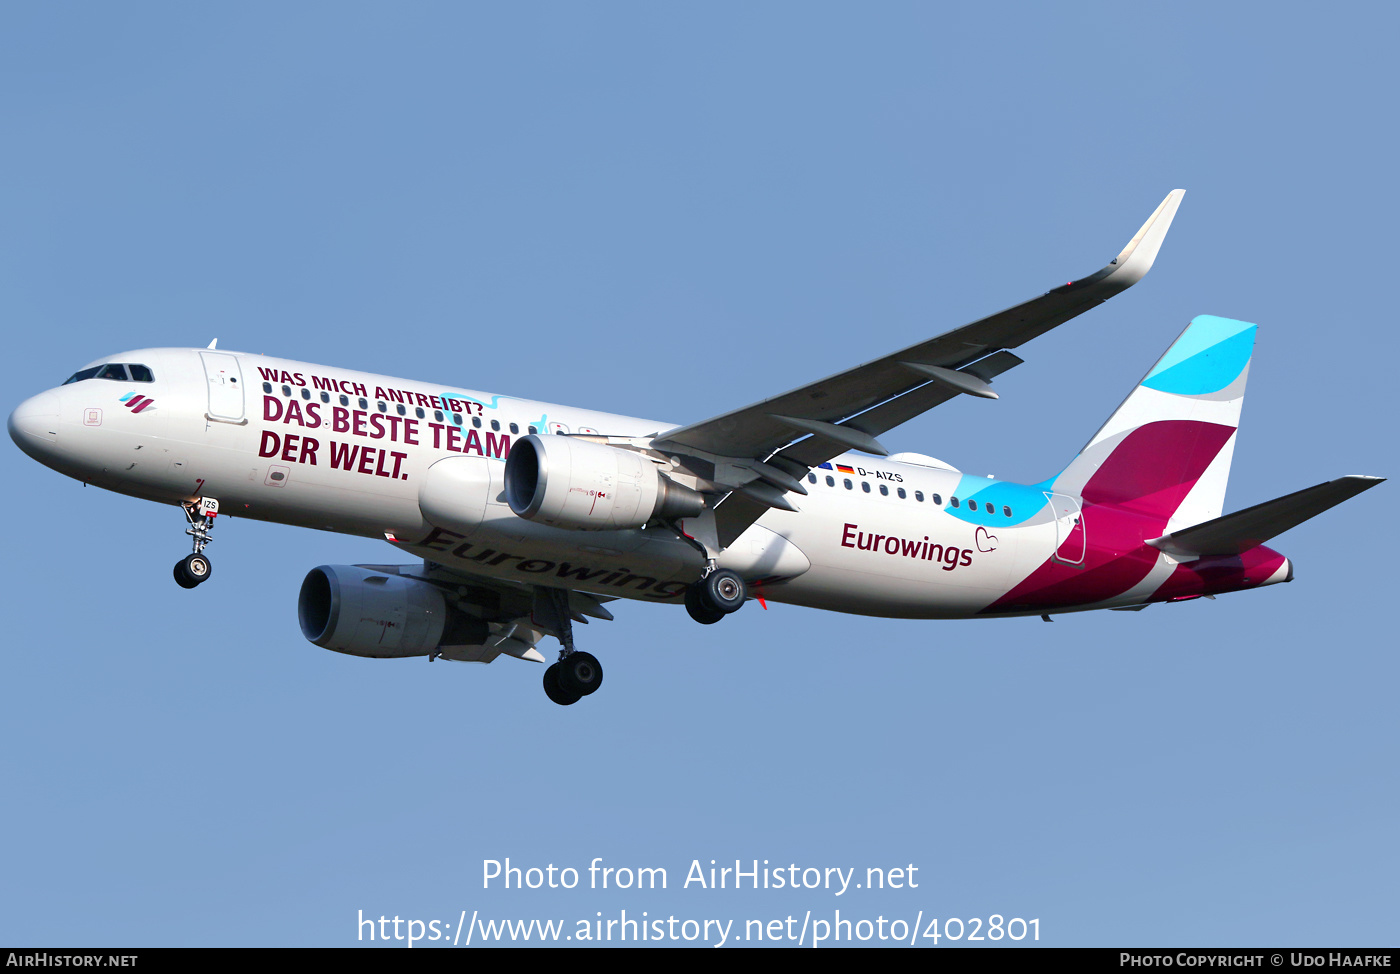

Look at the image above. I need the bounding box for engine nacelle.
[503,434,704,530]
[297,565,486,658]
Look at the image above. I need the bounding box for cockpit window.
[63,367,102,385]
[63,363,154,384]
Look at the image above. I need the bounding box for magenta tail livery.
[8,191,1383,705]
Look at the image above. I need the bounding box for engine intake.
[503,434,704,530]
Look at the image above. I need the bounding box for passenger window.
[472,416,482,428]
[491,420,500,431]
[915,491,924,502]
[950,496,960,508]
[416,407,425,419]
[807,473,817,484]
[844,479,853,490]
[396,404,406,416]
[320,391,330,403]
[528,426,537,434]
[358,398,368,409]
[377,401,387,412]
[97,364,129,381]
[434,410,443,421]
[301,388,311,400]
[509,423,519,434]
[879,484,889,496]
[263,382,273,394]
[1003,505,1012,517]
[452,413,463,425]
[931,493,942,505]
[340,395,349,406]
[861,482,871,493]
[968,500,978,511]
[129,365,154,382]
[897,488,906,499]
[282,385,292,397]
[826,476,835,487]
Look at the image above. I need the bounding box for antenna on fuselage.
[207,338,218,349]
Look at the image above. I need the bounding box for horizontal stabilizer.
[1147,475,1384,559]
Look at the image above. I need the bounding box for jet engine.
[297,565,487,658]
[503,434,704,530]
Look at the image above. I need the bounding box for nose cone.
[9,390,61,461]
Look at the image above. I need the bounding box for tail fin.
[1052,315,1256,531]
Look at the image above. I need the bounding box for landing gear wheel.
[174,553,212,588]
[685,584,725,625]
[173,561,198,589]
[698,568,747,614]
[184,553,212,582]
[543,663,581,706]
[556,652,603,696]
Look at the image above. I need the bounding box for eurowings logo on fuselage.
[840,522,975,572]
[119,392,155,413]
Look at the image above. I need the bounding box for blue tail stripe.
[1146,315,1254,375]
[1142,323,1255,396]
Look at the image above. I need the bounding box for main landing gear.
[543,651,603,706]
[535,587,605,707]
[684,568,748,625]
[174,498,218,589]
[534,567,749,706]
[666,519,749,626]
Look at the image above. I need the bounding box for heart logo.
[975,526,999,552]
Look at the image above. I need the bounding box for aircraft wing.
[650,190,1185,546]
[388,561,618,664]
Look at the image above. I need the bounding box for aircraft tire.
[173,560,199,589]
[180,553,212,586]
[543,663,581,706]
[556,652,603,696]
[699,569,747,614]
[684,584,725,624]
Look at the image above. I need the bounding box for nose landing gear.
[174,498,218,589]
[174,553,212,589]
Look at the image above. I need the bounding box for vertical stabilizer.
[1052,315,1256,532]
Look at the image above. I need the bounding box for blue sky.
[2,3,1394,947]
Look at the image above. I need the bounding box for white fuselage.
[11,347,1079,620]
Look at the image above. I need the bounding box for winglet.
[1109,189,1185,286]
[1045,189,1184,299]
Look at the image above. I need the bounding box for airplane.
[8,190,1384,705]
